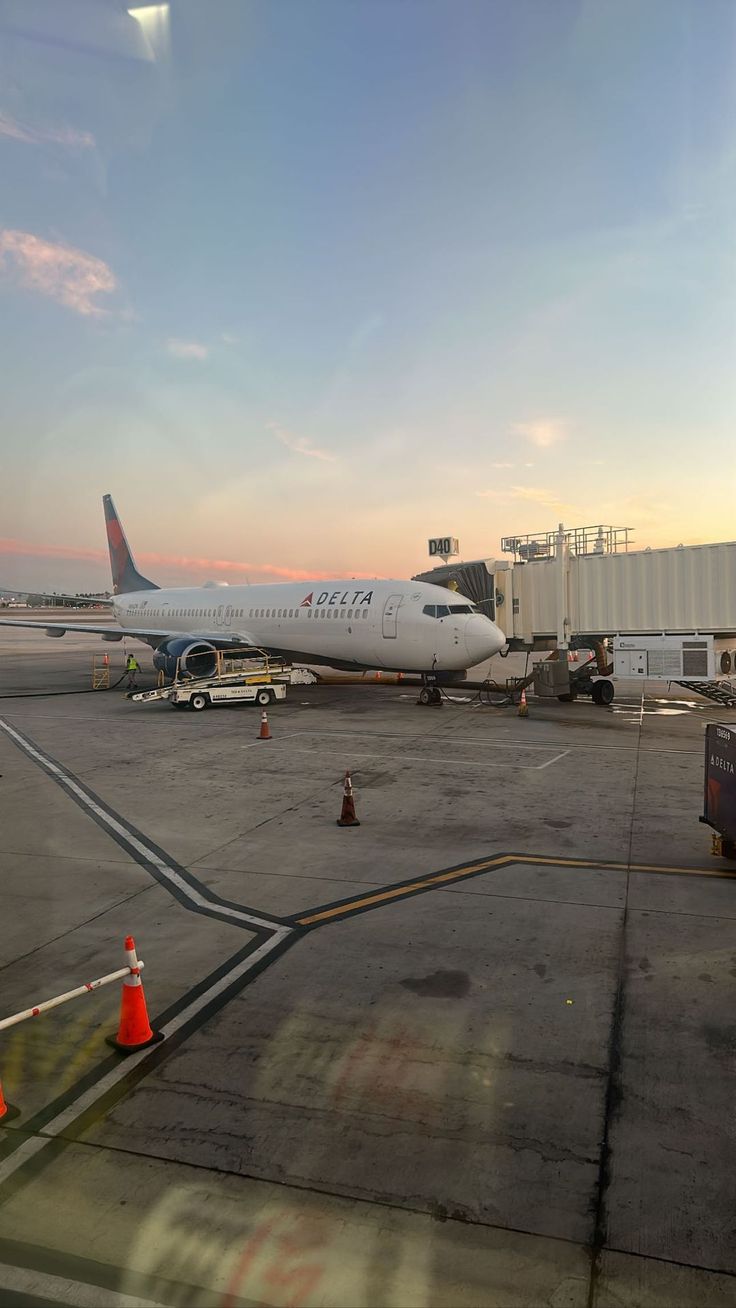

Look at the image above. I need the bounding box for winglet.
[103,495,159,595]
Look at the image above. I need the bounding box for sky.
[0,0,734,592]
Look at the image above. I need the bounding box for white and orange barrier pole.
[0,936,163,1116]
[0,956,146,1034]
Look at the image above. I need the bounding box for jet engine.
[153,638,218,680]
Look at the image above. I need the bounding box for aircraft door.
[382,593,403,638]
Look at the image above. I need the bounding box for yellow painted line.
[520,855,736,879]
[296,855,510,925]
[296,852,736,925]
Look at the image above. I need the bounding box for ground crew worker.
[125,654,140,690]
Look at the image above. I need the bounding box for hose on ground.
[0,671,129,699]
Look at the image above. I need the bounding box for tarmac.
[0,617,735,1307]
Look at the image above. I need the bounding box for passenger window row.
[243,608,370,621]
[135,605,372,623]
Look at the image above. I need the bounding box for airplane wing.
[0,616,258,645]
[0,592,112,607]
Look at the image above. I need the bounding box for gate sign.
[428,537,459,560]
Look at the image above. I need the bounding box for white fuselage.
[114,578,505,672]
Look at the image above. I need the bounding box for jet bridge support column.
[556,523,571,651]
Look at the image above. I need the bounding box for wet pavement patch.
[399,969,471,998]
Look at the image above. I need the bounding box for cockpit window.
[424,603,468,618]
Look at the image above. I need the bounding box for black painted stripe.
[0,931,300,1201]
[291,849,730,927]
[0,1235,256,1308]
[0,717,291,929]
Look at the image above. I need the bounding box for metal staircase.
[676,680,736,708]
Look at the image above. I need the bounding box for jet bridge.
[415,525,736,705]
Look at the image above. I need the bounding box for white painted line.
[251,744,564,772]
[3,716,704,756]
[247,729,561,753]
[0,930,290,1187]
[0,718,281,933]
[243,729,701,759]
[0,1263,166,1307]
[534,749,570,770]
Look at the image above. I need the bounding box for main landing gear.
[418,684,443,706]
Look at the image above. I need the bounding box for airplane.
[0,495,506,685]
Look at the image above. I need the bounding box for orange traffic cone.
[0,1079,19,1122]
[258,710,272,741]
[106,937,163,1055]
[518,688,529,718]
[337,770,361,827]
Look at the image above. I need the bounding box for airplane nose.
[465,615,504,665]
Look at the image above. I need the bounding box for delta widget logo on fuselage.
[301,589,374,608]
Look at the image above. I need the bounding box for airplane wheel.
[419,687,432,705]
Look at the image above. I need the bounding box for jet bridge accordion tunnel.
[415,535,736,649]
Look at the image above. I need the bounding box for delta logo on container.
[301,589,373,607]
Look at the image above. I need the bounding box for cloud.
[0,112,95,149]
[509,485,567,507]
[475,484,569,510]
[266,420,335,463]
[166,338,209,361]
[140,550,315,582]
[490,461,514,469]
[0,539,109,565]
[512,419,568,449]
[220,332,239,345]
[0,230,117,316]
[0,537,316,583]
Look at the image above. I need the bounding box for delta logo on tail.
[300,593,313,607]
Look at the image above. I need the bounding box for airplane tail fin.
[103,494,159,595]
